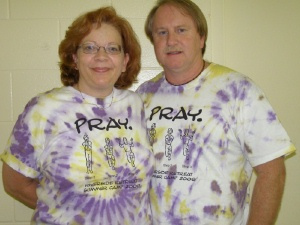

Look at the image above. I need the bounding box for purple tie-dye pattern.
[173,145,182,157]
[230,181,248,205]
[229,82,238,99]
[64,122,72,129]
[139,77,164,94]
[100,199,108,218]
[93,107,108,116]
[267,110,276,122]
[91,200,101,222]
[76,112,86,119]
[211,180,222,195]
[74,215,85,224]
[239,80,251,100]
[217,90,230,102]
[135,64,296,224]
[83,198,95,213]
[127,106,132,118]
[203,205,220,217]
[1,87,153,224]
[156,183,164,199]
[73,96,83,103]
[167,165,177,185]
[109,199,116,214]
[155,152,164,160]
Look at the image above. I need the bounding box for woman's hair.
[59,6,141,89]
[145,0,208,55]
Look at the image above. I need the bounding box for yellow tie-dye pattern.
[231,168,249,184]
[219,206,234,219]
[207,65,234,81]
[31,111,47,139]
[156,127,167,139]
[1,153,40,177]
[164,186,172,204]
[150,188,160,214]
[286,144,297,156]
[179,199,191,215]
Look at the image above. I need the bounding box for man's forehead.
[153,5,194,28]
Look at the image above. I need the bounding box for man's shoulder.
[208,63,251,82]
[136,71,164,94]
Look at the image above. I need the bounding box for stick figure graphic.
[180,128,195,160]
[104,138,116,170]
[119,137,135,167]
[149,123,156,145]
[165,128,174,160]
[82,133,93,174]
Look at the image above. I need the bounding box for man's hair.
[145,0,208,55]
[59,6,141,89]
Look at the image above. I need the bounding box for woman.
[1,7,154,225]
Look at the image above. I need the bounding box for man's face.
[152,4,205,77]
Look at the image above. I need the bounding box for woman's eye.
[106,45,121,54]
[108,46,118,52]
[85,45,95,51]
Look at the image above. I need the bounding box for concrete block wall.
[0,1,212,223]
[0,0,299,224]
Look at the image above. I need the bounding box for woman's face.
[73,23,129,98]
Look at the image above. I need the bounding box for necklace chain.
[77,86,114,109]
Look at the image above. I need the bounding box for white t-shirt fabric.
[1,86,154,225]
[136,63,295,225]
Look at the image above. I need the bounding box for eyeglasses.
[78,42,123,55]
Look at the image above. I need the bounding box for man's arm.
[2,162,38,209]
[247,156,286,225]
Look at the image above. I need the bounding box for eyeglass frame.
[77,42,123,55]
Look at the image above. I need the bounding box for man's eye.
[157,30,168,36]
[177,28,187,33]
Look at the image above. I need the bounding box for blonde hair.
[145,0,208,55]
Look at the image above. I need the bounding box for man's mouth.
[166,50,182,55]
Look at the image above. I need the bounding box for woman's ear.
[122,53,130,73]
[72,54,78,63]
[72,54,78,70]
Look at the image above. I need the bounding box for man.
[136,0,296,224]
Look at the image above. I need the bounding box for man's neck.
[165,60,207,86]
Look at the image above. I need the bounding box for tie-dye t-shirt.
[1,86,154,225]
[136,63,295,225]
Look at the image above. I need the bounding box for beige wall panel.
[0,122,14,154]
[0,0,9,19]
[0,20,59,70]
[224,1,300,224]
[0,72,12,121]
[13,201,33,222]
[11,70,61,120]
[128,18,161,68]
[10,0,111,19]
[112,0,157,18]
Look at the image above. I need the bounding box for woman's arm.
[2,162,38,209]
